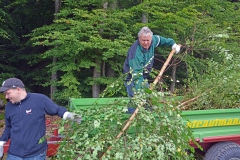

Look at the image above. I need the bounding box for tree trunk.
[106,64,115,77]
[92,1,117,97]
[141,0,148,24]
[92,59,101,98]
[51,0,61,100]
[141,13,148,23]
[170,63,177,92]
[106,1,116,78]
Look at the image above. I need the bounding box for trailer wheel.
[204,142,240,160]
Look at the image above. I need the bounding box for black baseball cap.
[0,78,25,92]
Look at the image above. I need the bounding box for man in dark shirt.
[0,77,81,159]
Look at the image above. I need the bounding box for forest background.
[0,0,240,107]
[1,0,240,159]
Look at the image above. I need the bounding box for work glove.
[0,141,6,157]
[63,112,82,124]
[172,43,181,54]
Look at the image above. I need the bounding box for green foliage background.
[183,50,240,110]
[0,0,240,159]
[0,0,239,105]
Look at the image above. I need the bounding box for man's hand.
[172,43,182,54]
[0,141,6,157]
[63,112,82,124]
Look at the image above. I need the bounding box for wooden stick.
[176,96,200,110]
[101,50,176,159]
[150,49,176,90]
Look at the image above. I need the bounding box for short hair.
[138,27,153,38]
[20,87,26,91]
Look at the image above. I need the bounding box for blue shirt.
[0,92,67,158]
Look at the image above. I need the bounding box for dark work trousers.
[124,79,149,114]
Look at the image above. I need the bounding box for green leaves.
[26,1,137,100]
[184,50,240,110]
[57,91,195,159]
[0,0,239,103]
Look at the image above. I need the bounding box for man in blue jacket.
[0,77,81,159]
[123,27,181,113]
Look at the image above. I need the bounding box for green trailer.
[69,97,240,159]
[182,109,240,159]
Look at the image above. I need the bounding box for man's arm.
[159,36,176,47]
[43,95,81,124]
[154,35,181,53]
[43,94,67,117]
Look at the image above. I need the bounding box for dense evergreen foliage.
[0,0,239,105]
[0,0,240,159]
